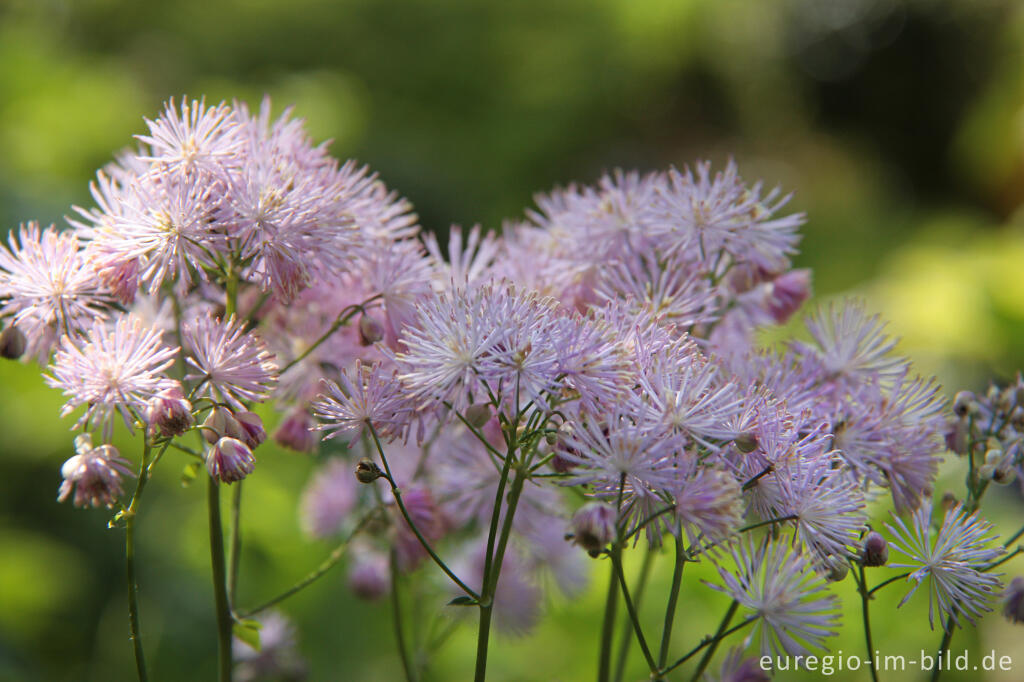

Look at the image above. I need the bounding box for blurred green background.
[2,0,1024,680]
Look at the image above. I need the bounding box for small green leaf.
[181,461,202,487]
[233,619,263,651]
[447,596,477,607]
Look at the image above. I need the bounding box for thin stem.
[239,512,375,618]
[610,546,657,674]
[228,483,243,606]
[929,615,957,682]
[125,440,152,682]
[474,464,527,682]
[658,534,686,670]
[1003,524,1024,549]
[390,548,416,682]
[207,478,233,682]
[598,560,620,682]
[688,600,739,682]
[659,611,755,677]
[367,425,478,598]
[281,295,382,373]
[622,505,675,545]
[868,572,911,597]
[858,564,880,682]
[982,546,1022,572]
[613,546,655,682]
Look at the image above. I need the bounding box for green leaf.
[447,596,477,607]
[233,619,263,651]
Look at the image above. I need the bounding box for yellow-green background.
[1,0,1023,680]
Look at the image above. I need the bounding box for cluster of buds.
[201,407,267,484]
[948,379,1024,487]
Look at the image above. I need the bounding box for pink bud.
[234,411,267,449]
[146,385,195,437]
[766,269,811,323]
[570,503,617,556]
[207,437,255,484]
[273,408,319,453]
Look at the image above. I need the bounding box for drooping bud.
[146,385,195,438]
[1004,577,1024,624]
[58,434,135,508]
[273,408,319,453]
[766,269,811,323]
[0,325,27,360]
[993,466,1017,486]
[355,458,384,484]
[861,531,889,567]
[206,437,255,484]
[953,391,975,418]
[202,406,244,444]
[347,547,391,601]
[825,558,849,582]
[464,403,492,429]
[234,411,267,449]
[569,503,617,556]
[358,313,385,345]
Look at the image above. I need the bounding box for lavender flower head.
[184,313,278,409]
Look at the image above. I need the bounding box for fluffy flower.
[47,316,177,433]
[886,501,1003,629]
[708,537,840,656]
[184,314,278,409]
[313,361,412,444]
[232,611,307,682]
[137,97,242,178]
[299,457,357,539]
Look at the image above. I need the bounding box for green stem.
[658,534,686,671]
[610,546,657,675]
[368,426,479,599]
[858,564,880,682]
[390,548,416,682]
[929,615,957,682]
[125,440,152,682]
[474,465,527,682]
[613,546,655,682]
[659,609,754,677]
[868,572,911,597]
[207,478,233,682]
[688,600,739,682]
[1003,524,1024,549]
[598,560,620,682]
[239,511,374,618]
[281,295,382,373]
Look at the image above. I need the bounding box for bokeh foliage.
[1,0,1024,680]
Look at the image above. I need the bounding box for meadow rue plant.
[1,96,1022,681]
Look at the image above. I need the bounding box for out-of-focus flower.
[569,502,617,555]
[48,316,177,434]
[207,437,255,484]
[1003,577,1024,624]
[58,434,135,508]
[707,647,771,682]
[707,537,840,656]
[232,611,307,682]
[672,466,743,543]
[886,501,1003,629]
[347,545,391,601]
[392,487,445,572]
[299,458,357,539]
[273,407,319,453]
[765,269,811,323]
[184,314,278,409]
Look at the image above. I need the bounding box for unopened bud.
[940,491,958,512]
[734,432,758,454]
[464,403,492,429]
[569,503,616,556]
[993,466,1017,486]
[202,407,243,444]
[978,463,996,481]
[0,325,27,360]
[355,458,383,484]
[945,421,968,455]
[861,531,889,567]
[273,408,319,453]
[146,386,194,438]
[358,313,385,345]
[953,391,975,418]
[766,269,811,324]
[985,449,1004,465]
[234,411,267,449]
[825,560,849,582]
[206,437,255,484]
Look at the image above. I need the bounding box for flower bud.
[146,386,195,438]
[825,560,849,582]
[944,422,968,455]
[355,458,384,484]
[0,325,27,360]
[1004,577,1024,624]
[940,491,958,512]
[734,432,758,454]
[978,463,996,481]
[569,503,616,556]
[273,408,319,453]
[861,531,889,567]
[234,411,267,449]
[58,434,135,508]
[766,269,811,324]
[993,466,1017,486]
[953,391,975,418]
[206,437,255,484]
[347,548,391,601]
[202,406,243,444]
[464,403,492,429]
[358,313,385,345]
